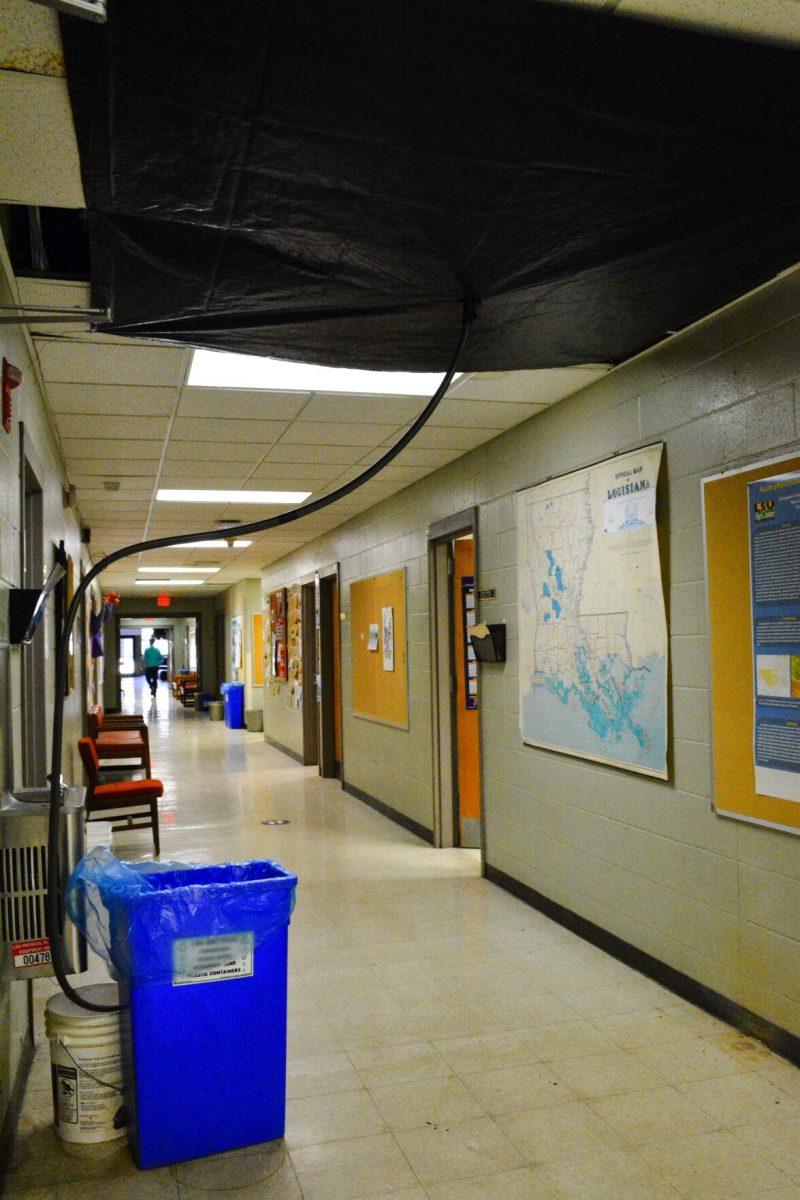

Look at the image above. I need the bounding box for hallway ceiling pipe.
[61,0,800,375]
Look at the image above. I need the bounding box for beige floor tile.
[707,1030,777,1069]
[526,1020,620,1062]
[679,1072,800,1128]
[593,1009,708,1050]
[286,1051,363,1100]
[537,1146,682,1199]
[755,1058,800,1101]
[461,1062,575,1117]
[432,1029,544,1076]
[638,1129,791,1198]
[369,1076,484,1131]
[424,1165,556,1200]
[480,989,583,1030]
[497,1100,627,1163]
[174,1143,284,1190]
[394,1115,524,1185]
[632,1036,748,1086]
[176,1156,302,1198]
[347,1042,450,1089]
[1,1189,57,1200]
[566,984,662,1018]
[343,1191,427,1200]
[284,1090,386,1148]
[397,1000,501,1041]
[549,1050,663,1099]
[58,1169,179,1198]
[591,1084,720,1144]
[737,1114,800,1180]
[288,1132,418,1200]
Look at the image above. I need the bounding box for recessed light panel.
[188,348,456,396]
[171,540,252,548]
[156,489,310,504]
[134,579,204,586]
[138,567,221,574]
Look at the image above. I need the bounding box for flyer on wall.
[749,470,800,803]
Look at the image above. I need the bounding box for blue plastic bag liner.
[67,848,296,986]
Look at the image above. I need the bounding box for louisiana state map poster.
[517,444,667,778]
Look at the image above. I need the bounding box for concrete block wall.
[262,267,800,1039]
[0,243,91,1143]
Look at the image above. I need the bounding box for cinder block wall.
[262,268,800,1037]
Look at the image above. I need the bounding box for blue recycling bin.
[117,860,296,1168]
[221,681,245,728]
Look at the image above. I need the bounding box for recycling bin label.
[172,933,254,986]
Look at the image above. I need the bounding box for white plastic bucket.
[45,983,127,1144]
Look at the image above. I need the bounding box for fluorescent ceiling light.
[157,488,309,504]
[188,348,458,396]
[134,579,204,586]
[171,540,252,548]
[138,566,221,574]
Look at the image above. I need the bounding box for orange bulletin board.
[252,613,265,687]
[350,568,408,728]
[703,452,800,834]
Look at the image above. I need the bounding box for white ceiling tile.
[61,438,163,461]
[296,394,422,424]
[66,459,159,478]
[75,486,154,501]
[0,0,64,77]
[449,366,608,404]
[164,441,265,463]
[54,414,170,441]
[47,384,178,416]
[260,444,363,466]
[159,462,252,482]
[398,425,504,451]
[35,338,188,386]
[391,446,463,468]
[280,421,400,447]
[428,399,544,429]
[170,417,288,444]
[0,72,82,207]
[177,389,309,420]
[616,0,800,45]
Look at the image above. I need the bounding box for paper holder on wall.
[468,622,506,663]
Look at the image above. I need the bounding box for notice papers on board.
[749,471,800,803]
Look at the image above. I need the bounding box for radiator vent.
[0,842,47,942]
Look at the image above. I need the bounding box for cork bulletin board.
[703,452,800,835]
[350,568,408,728]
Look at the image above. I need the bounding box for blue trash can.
[221,681,245,728]
[102,859,297,1168]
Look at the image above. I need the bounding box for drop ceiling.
[21,278,608,594]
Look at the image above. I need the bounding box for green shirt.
[143,646,163,668]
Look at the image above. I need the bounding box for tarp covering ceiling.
[62,0,800,372]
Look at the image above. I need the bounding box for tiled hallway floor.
[8,680,800,1198]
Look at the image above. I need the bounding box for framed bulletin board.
[703,451,800,835]
[350,568,408,728]
[269,588,288,680]
[252,613,265,687]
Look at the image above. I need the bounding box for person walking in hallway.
[142,637,163,697]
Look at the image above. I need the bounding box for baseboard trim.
[485,863,800,1066]
[0,1034,34,1190]
[342,781,434,845]
[263,734,305,765]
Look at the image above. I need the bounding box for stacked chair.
[79,706,163,854]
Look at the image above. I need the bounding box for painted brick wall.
[260,268,800,1037]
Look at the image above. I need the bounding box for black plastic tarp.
[61,1,800,371]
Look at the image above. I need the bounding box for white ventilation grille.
[0,842,48,942]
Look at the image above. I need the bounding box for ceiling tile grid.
[26,284,609,595]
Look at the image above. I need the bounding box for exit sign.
[157,593,171,607]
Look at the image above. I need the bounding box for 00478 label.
[12,938,51,969]
[172,933,254,986]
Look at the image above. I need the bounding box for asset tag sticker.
[12,938,51,969]
[172,933,254,986]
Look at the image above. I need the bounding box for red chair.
[88,706,152,776]
[78,738,163,855]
